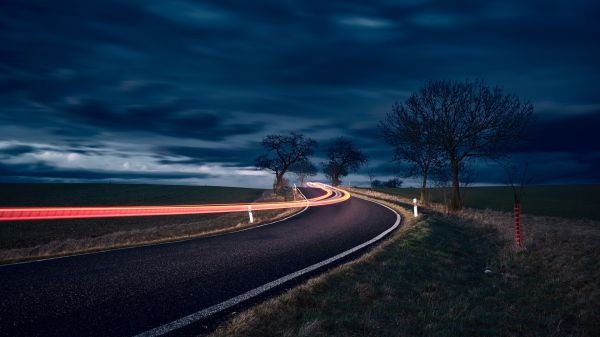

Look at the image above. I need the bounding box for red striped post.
[514,202,522,248]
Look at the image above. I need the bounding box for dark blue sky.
[1,0,599,187]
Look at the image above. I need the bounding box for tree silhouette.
[322,137,367,186]
[379,101,442,203]
[255,132,317,193]
[418,79,534,210]
[289,158,317,186]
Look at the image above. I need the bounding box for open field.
[207,189,599,337]
[0,183,301,264]
[370,184,600,220]
[0,183,265,207]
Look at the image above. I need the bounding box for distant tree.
[289,158,317,186]
[255,132,317,193]
[370,178,401,188]
[379,101,442,204]
[371,179,383,188]
[322,137,368,186]
[411,79,534,210]
[367,168,376,189]
[382,177,403,188]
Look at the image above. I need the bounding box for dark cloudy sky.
[1,0,599,187]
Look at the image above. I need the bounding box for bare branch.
[322,137,367,186]
[255,132,317,193]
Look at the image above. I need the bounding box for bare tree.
[255,132,317,193]
[379,102,442,204]
[382,177,403,188]
[289,158,317,186]
[371,179,383,188]
[322,137,367,186]
[430,160,476,210]
[418,79,534,210]
[367,168,377,189]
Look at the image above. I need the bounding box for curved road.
[0,188,399,337]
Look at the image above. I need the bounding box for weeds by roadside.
[351,188,600,335]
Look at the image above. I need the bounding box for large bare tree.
[418,79,534,210]
[379,101,442,203]
[255,132,317,193]
[322,137,367,186]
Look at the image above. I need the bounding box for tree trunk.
[450,159,462,211]
[274,173,284,194]
[450,160,461,210]
[420,169,428,204]
[331,174,340,186]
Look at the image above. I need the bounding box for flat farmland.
[0,183,298,263]
[0,183,264,207]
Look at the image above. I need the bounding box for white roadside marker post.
[413,198,418,217]
[292,184,297,201]
[248,205,254,223]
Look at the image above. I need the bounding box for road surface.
[0,187,399,337]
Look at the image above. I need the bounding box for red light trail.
[0,183,350,221]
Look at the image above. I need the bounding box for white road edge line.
[0,190,312,268]
[133,195,401,337]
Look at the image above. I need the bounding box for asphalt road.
[0,188,399,337]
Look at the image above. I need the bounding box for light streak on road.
[0,182,350,221]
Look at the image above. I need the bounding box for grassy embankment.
[207,186,599,337]
[0,183,303,264]
[373,184,600,220]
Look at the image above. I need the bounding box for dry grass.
[206,196,419,337]
[449,208,600,335]
[0,191,303,264]
[351,187,600,334]
[205,188,600,337]
[369,185,600,220]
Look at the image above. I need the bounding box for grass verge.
[206,190,599,337]
[369,184,600,220]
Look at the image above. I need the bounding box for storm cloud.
[0,0,598,186]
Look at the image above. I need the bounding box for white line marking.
[217,188,310,234]
[0,190,311,268]
[133,196,401,337]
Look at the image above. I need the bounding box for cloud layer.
[1,0,599,186]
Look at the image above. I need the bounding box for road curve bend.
[0,187,400,337]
